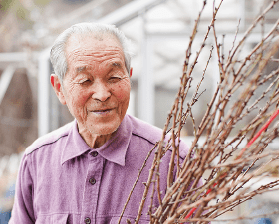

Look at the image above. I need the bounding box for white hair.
[50,22,134,81]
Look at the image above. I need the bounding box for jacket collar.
[61,115,132,166]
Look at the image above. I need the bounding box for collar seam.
[26,134,69,156]
[131,133,185,160]
[131,132,157,146]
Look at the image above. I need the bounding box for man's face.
[53,34,131,136]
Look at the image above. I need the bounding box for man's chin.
[87,122,120,136]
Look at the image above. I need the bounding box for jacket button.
[89,177,96,185]
[91,151,98,157]
[84,217,91,224]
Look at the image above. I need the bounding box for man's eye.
[79,79,91,85]
[109,77,121,83]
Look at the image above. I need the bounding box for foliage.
[119,0,279,223]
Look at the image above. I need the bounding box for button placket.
[81,153,104,224]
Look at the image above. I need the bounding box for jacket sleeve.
[9,153,35,223]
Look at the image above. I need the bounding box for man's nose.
[92,82,111,102]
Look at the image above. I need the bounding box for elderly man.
[10,23,194,224]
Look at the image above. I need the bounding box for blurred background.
[0,0,278,223]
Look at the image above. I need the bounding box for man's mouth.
[91,108,114,115]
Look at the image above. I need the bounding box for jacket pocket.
[36,214,69,224]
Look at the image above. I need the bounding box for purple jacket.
[10,115,194,224]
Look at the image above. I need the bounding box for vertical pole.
[138,23,155,125]
[50,81,60,131]
[127,90,136,117]
[38,49,51,137]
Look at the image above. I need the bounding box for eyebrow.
[76,66,87,73]
[112,62,122,68]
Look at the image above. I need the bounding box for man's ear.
[130,67,133,78]
[50,74,67,105]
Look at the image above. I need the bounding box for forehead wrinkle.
[66,37,126,75]
[68,51,124,69]
[67,40,124,58]
[88,49,124,62]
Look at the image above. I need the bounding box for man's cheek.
[113,83,130,100]
[75,93,91,106]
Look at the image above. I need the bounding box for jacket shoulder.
[127,115,189,158]
[127,115,163,145]
[25,121,74,155]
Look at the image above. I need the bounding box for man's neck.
[77,124,113,148]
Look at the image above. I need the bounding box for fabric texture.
[10,115,194,224]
